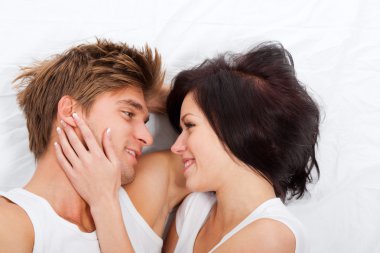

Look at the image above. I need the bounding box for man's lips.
[125,148,141,159]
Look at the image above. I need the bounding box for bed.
[1,0,379,252]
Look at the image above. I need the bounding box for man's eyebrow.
[118,99,144,110]
[118,99,150,123]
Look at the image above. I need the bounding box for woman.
[163,41,320,252]
[56,41,319,253]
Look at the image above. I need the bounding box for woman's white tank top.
[174,192,309,253]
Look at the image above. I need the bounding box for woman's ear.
[57,96,81,127]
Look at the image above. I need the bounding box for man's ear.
[57,96,81,127]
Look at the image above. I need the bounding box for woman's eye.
[184,122,195,129]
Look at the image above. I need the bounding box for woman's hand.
[54,113,135,253]
[54,113,121,208]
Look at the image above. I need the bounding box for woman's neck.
[212,166,276,231]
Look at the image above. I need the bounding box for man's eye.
[123,111,135,118]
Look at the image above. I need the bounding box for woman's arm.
[123,150,189,237]
[90,197,133,253]
[54,114,134,253]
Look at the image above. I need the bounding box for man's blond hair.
[15,39,163,159]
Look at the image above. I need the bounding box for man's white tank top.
[0,187,162,253]
[0,188,100,253]
[119,187,163,253]
[174,192,309,253]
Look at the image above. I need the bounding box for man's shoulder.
[0,196,30,219]
[0,196,34,252]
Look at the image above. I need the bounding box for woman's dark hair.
[166,42,320,201]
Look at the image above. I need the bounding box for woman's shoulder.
[256,198,307,248]
[218,218,296,253]
[216,198,306,253]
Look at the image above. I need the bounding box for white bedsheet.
[1,0,379,252]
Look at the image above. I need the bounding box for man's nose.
[136,124,153,146]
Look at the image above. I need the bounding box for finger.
[56,126,82,169]
[53,142,77,179]
[102,128,118,164]
[72,113,103,155]
[60,120,88,159]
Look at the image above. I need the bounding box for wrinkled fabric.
[0,1,379,252]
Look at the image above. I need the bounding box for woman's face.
[171,92,234,192]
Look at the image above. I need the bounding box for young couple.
[0,39,319,253]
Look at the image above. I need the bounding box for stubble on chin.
[120,166,135,185]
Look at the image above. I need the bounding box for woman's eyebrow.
[180,113,194,122]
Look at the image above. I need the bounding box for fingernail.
[72,113,79,121]
[60,120,66,127]
[106,128,111,136]
[56,127,62,134]
[54,142,58,149]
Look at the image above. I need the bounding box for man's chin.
[120,168,135,185]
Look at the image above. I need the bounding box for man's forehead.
[111,87,148,108]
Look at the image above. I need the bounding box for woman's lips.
[183,159,195,172]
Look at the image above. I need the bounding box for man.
[0,39,187,252]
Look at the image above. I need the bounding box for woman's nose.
[171,132,186,155]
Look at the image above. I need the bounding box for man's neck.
[24,147,95,232]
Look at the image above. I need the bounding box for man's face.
[83,86,153,184]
